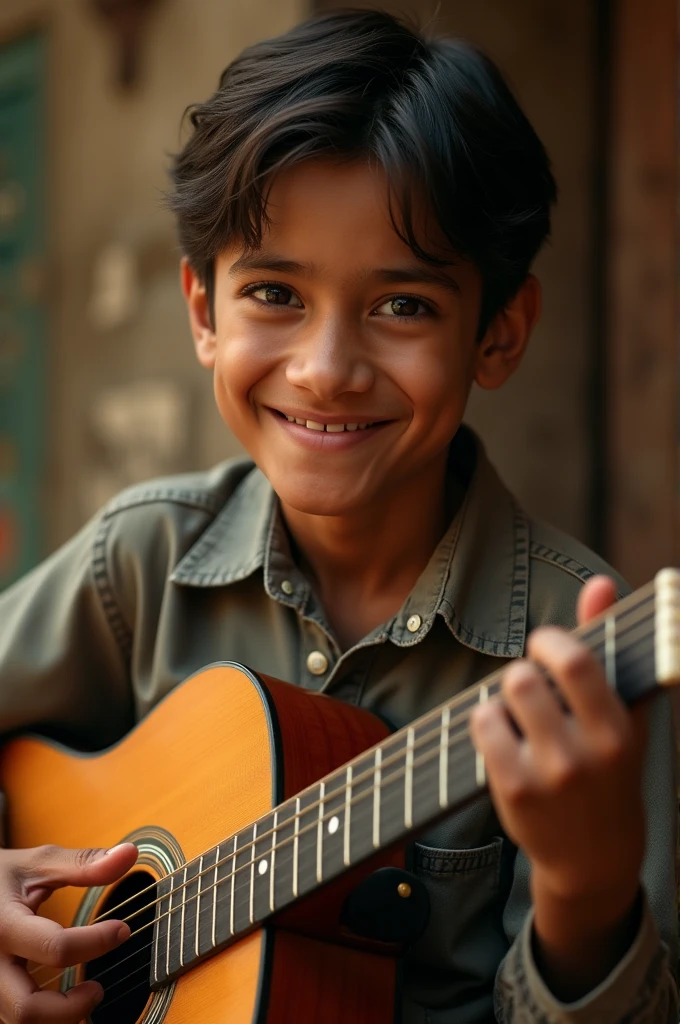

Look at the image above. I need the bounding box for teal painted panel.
[0,33,47,589]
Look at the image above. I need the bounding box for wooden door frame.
[603,0,678,586]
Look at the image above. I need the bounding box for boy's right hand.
[0,842,137,1023]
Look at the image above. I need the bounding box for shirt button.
[281,579,294,595]
[406,614,422,633]
[306,650,329,676]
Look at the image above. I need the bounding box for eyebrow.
[229,251,461,296]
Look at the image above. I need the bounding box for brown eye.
[266,286,291,304]
[391,297,420,316]
[249,284,303,308]
[374,295,428,318]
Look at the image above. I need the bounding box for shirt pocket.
[406,836,508,1004]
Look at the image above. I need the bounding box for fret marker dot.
[258,859,269,875]
[328,815,340,835]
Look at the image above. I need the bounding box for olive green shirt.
[0,426,676,1023]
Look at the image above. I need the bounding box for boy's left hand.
[470,575,648,998]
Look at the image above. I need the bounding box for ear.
[474,274,542,390]
[181,257,217,369]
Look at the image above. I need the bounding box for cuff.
[501,891,671,1023]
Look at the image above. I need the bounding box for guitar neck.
[154,570,680,985]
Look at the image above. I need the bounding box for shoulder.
[93,456,259,591]
[526,515,630,633]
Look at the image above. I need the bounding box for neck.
[280,453,457,639]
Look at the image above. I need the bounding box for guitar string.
[37,630,659,996]
[33,606,659,994]
[32,602,658,991]
[53,588,658,938]
[52,631,662,1006]
[33,610,660,998]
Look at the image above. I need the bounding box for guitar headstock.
[655,568,680,686]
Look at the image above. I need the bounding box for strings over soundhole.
[85,870,157,1022]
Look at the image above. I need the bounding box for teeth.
[282,413,375,432]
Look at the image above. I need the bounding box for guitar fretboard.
[152,583,661,985]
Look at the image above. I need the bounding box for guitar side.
[0,664,398,1023]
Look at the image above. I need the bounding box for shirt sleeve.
[0,512,134,809]
[493,691,679,1022]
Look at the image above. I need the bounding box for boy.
[0,9,676,1023]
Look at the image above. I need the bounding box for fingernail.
[117,924,129,942]
[93,988,105,1005]
[104,843,129,856]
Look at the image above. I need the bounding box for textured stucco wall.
[0,0,308,551]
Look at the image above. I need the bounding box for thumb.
[576,574,618,626]
[25,842,138,894]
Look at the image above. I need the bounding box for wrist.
[531,875,642,1001]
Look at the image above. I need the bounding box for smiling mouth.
[275,410,386,433]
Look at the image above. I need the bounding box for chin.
[274,482,366,518]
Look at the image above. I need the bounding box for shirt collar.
[170,425,529,658]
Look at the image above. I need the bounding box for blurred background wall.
[0,0,676,591]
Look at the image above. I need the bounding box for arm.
[0,514,138,1021]
[471,577,678,1023]
[0,513,134,754]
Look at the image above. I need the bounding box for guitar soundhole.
[86,869,156,1023]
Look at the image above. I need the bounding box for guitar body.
[0,665,400,1023]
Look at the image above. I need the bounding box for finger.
[23,843,138,896]
[527,627,626,730]
[577,575,618,626]
[0,957,103,1023]
[0,902,129,966]
[470,699,524,785]
[501,659,567,752]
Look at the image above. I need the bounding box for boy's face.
[184,160,535,517]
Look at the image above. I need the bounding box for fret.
[320,772,346,880]
[475,685,489,787]
[605,616,616,688]
[348,748,379,864]
[251,812,275,922]
[372,747,382,848]
[195,855,204,959]
[249,823,257,925]
[211,845,219,949]
[180,859,201,968]
[439,706,450,808]
[232,831,253,936]
[165,870,177,978]
[153,875,171,984]
[229,835,237,935]
[410,715,447,830]
[272,797,297,909]
[404,727,415,828]
[293,787,321,899]
[293,796,300,898]
[269,810,277,913]
[195,845,219,958]
[343,765,352,866]
[208,837,234,951]
[316,782,325,883]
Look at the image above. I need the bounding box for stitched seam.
[530,543,596,584]
[91,516,133,660]
[103,488,224,519]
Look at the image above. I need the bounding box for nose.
[285,315,374,400]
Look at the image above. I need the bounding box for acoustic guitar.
[0,570,678,1023]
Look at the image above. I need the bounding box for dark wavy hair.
[167,8,557,337]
